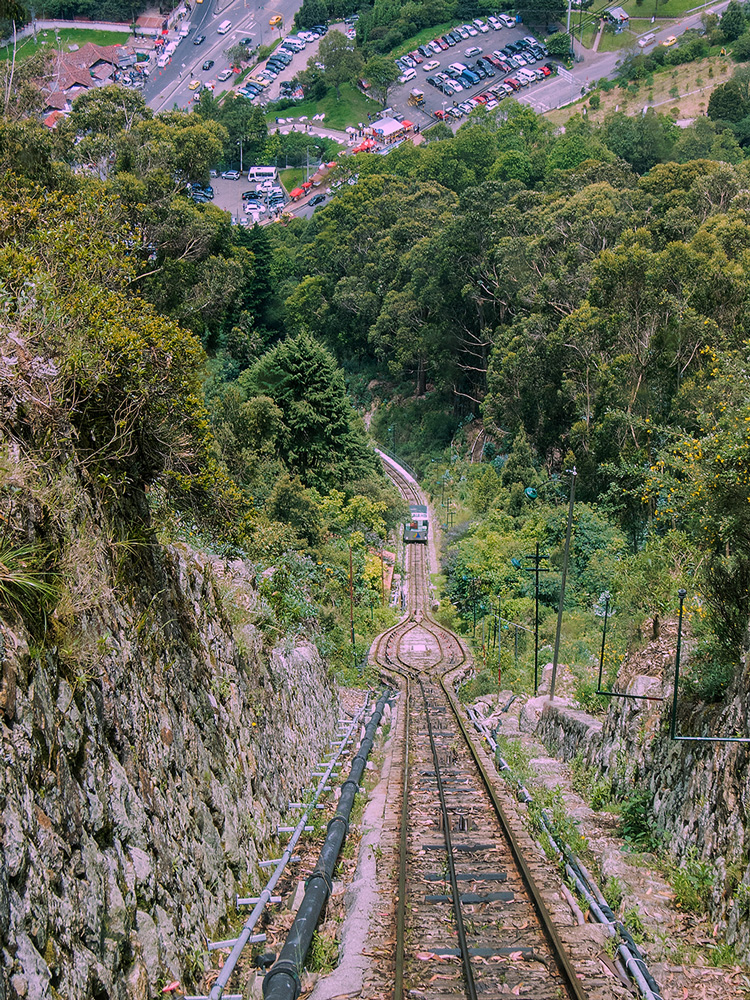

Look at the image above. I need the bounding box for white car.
[488,16,502,29]
[463,23,478,35]
[498,13,516,27]
[473,18,490,32]
[217,68,233,81]
[222,169,241,180]
[423,59,440,70]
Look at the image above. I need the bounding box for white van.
[248,165,279,183]
[218,19,232,34]
[399,67,417,83]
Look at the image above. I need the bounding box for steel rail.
[381,453,588,1000]
[419,677,479,1000]
[441,674,590,1000]
[393,670,410,1000]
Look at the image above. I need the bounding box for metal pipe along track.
[262,688,392,1000]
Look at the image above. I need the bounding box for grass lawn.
[280,167,305,190]
[620,0,698,16]
[545,51,732,126]
[598,26,640,52]
[266,82,379,129]
[0,27,130,62]
[575,22,599,48]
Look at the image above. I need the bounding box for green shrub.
[670,848,714,913]
[619,789,657,849]
[682,635,737,703]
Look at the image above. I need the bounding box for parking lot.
[384,18,564,126]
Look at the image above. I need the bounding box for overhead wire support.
[669,589,750,744]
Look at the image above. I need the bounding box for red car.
[409,49,423,63]
[505,77,521,90]
[540,64,552,76]
[435,37,449,49]
[475,93,490,103]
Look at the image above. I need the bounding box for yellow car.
[662,35,677,46]
[189,78,201,90]
[269,14,282,26]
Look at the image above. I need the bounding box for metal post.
[349,545,356,668]
[534,543,540,694]
[550,467,577,702]
[596,592,610,691]
[669,589,687,740]
[514,625,518,672]
[497,595,501,690]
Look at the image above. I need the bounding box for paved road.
[144,0,299,112]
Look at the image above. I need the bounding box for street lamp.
[549,467,577,702]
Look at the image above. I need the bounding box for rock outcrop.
[535,620,750,960]
[0,541,338,1000]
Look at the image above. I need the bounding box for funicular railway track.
[373,459,590,1000]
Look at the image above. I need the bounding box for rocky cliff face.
[0,540,338,1000]
[534,620,750,960]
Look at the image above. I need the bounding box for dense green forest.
[2,84,750,694]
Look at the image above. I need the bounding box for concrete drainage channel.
[183,691,384,1000]
[465,705,664,1000]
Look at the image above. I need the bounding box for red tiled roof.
[44,91,69,110]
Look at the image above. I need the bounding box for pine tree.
[240,334,377,489]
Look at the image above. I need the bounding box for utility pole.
[349,545,356,669]
[550,468,577,702]
[520,544,550,695]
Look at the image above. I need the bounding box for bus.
[218,19,232,34]
[247,165,279,183]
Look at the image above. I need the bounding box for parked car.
[222,169,241,180]
[498,14,516,27]
[423,59,440,71]
[202,59,214,70]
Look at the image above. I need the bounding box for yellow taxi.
[269,14,282,26]
[189,78,201,90]
[662,35,677,46]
